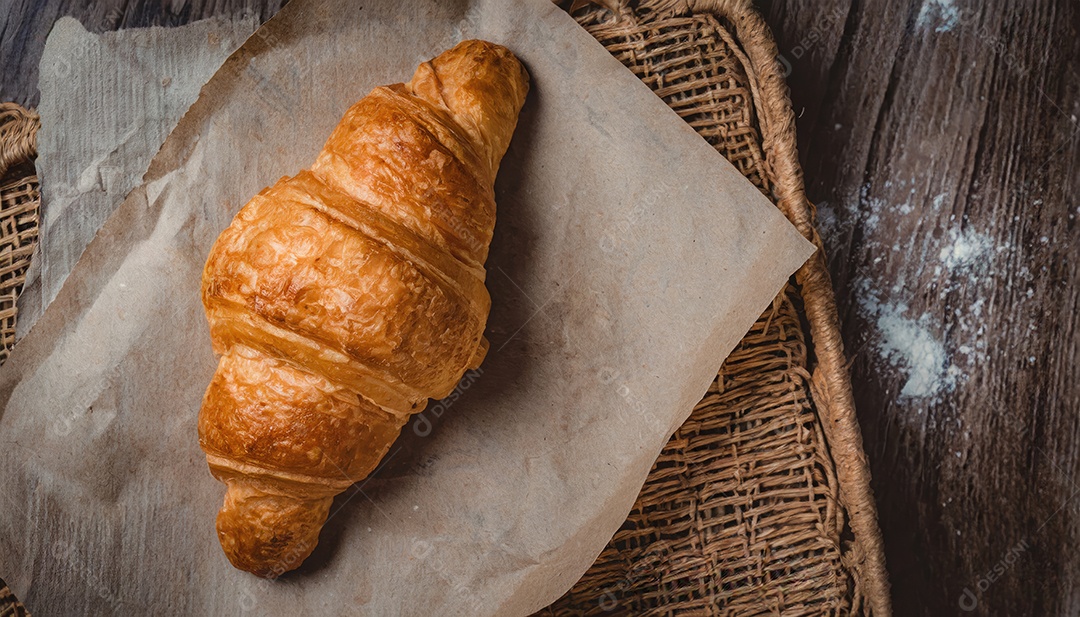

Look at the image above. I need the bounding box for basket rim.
[0,103,40,178]
[567,1,891,613]
[681,1,893,613]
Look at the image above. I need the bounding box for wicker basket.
[0,577,29,617]
[0,2,889,613]
[539,1,892,615]
[0,103,40,365]
[0,108,39,616]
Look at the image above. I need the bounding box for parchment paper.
[0,0,814,614]
[17,15,260,339]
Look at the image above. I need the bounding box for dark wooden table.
[761,2,1079,615]
[2,1,1077,615]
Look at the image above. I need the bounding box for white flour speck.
[918,0,961,32]
[815,202,839,246]
[970,297,985,318]
[939,227,993,269]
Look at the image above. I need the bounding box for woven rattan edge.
[544,5,867,613]
[557,0,892,613]
[0,103,41,365]
[0,104,39,179]
[0,576,30,615]
[673,1,893,614]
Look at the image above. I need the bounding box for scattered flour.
[857,217,1024,402]
[917,0,961,33]
[815,183,913,250]
[851,197,1008,400]
[815,201,840,247]
[824,181,1041,404]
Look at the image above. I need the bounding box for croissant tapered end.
[407,39,530,179]
[215,481,333,578]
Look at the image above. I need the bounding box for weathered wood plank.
[762,0,1080,614]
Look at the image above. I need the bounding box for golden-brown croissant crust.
[198,39,529,578]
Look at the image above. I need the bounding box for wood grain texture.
[760,0,1080,615]
[1,0,1077,614]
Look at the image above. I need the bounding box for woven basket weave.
[0,3,889,614]
[0,577,29,617]
[540,1,891,615]
[0,103,40,365]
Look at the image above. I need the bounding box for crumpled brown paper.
[20,14,260,339]
[0,0,814,614]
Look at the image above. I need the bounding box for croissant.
[198,40,529,578]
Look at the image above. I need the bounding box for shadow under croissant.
[276,87,544,581]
